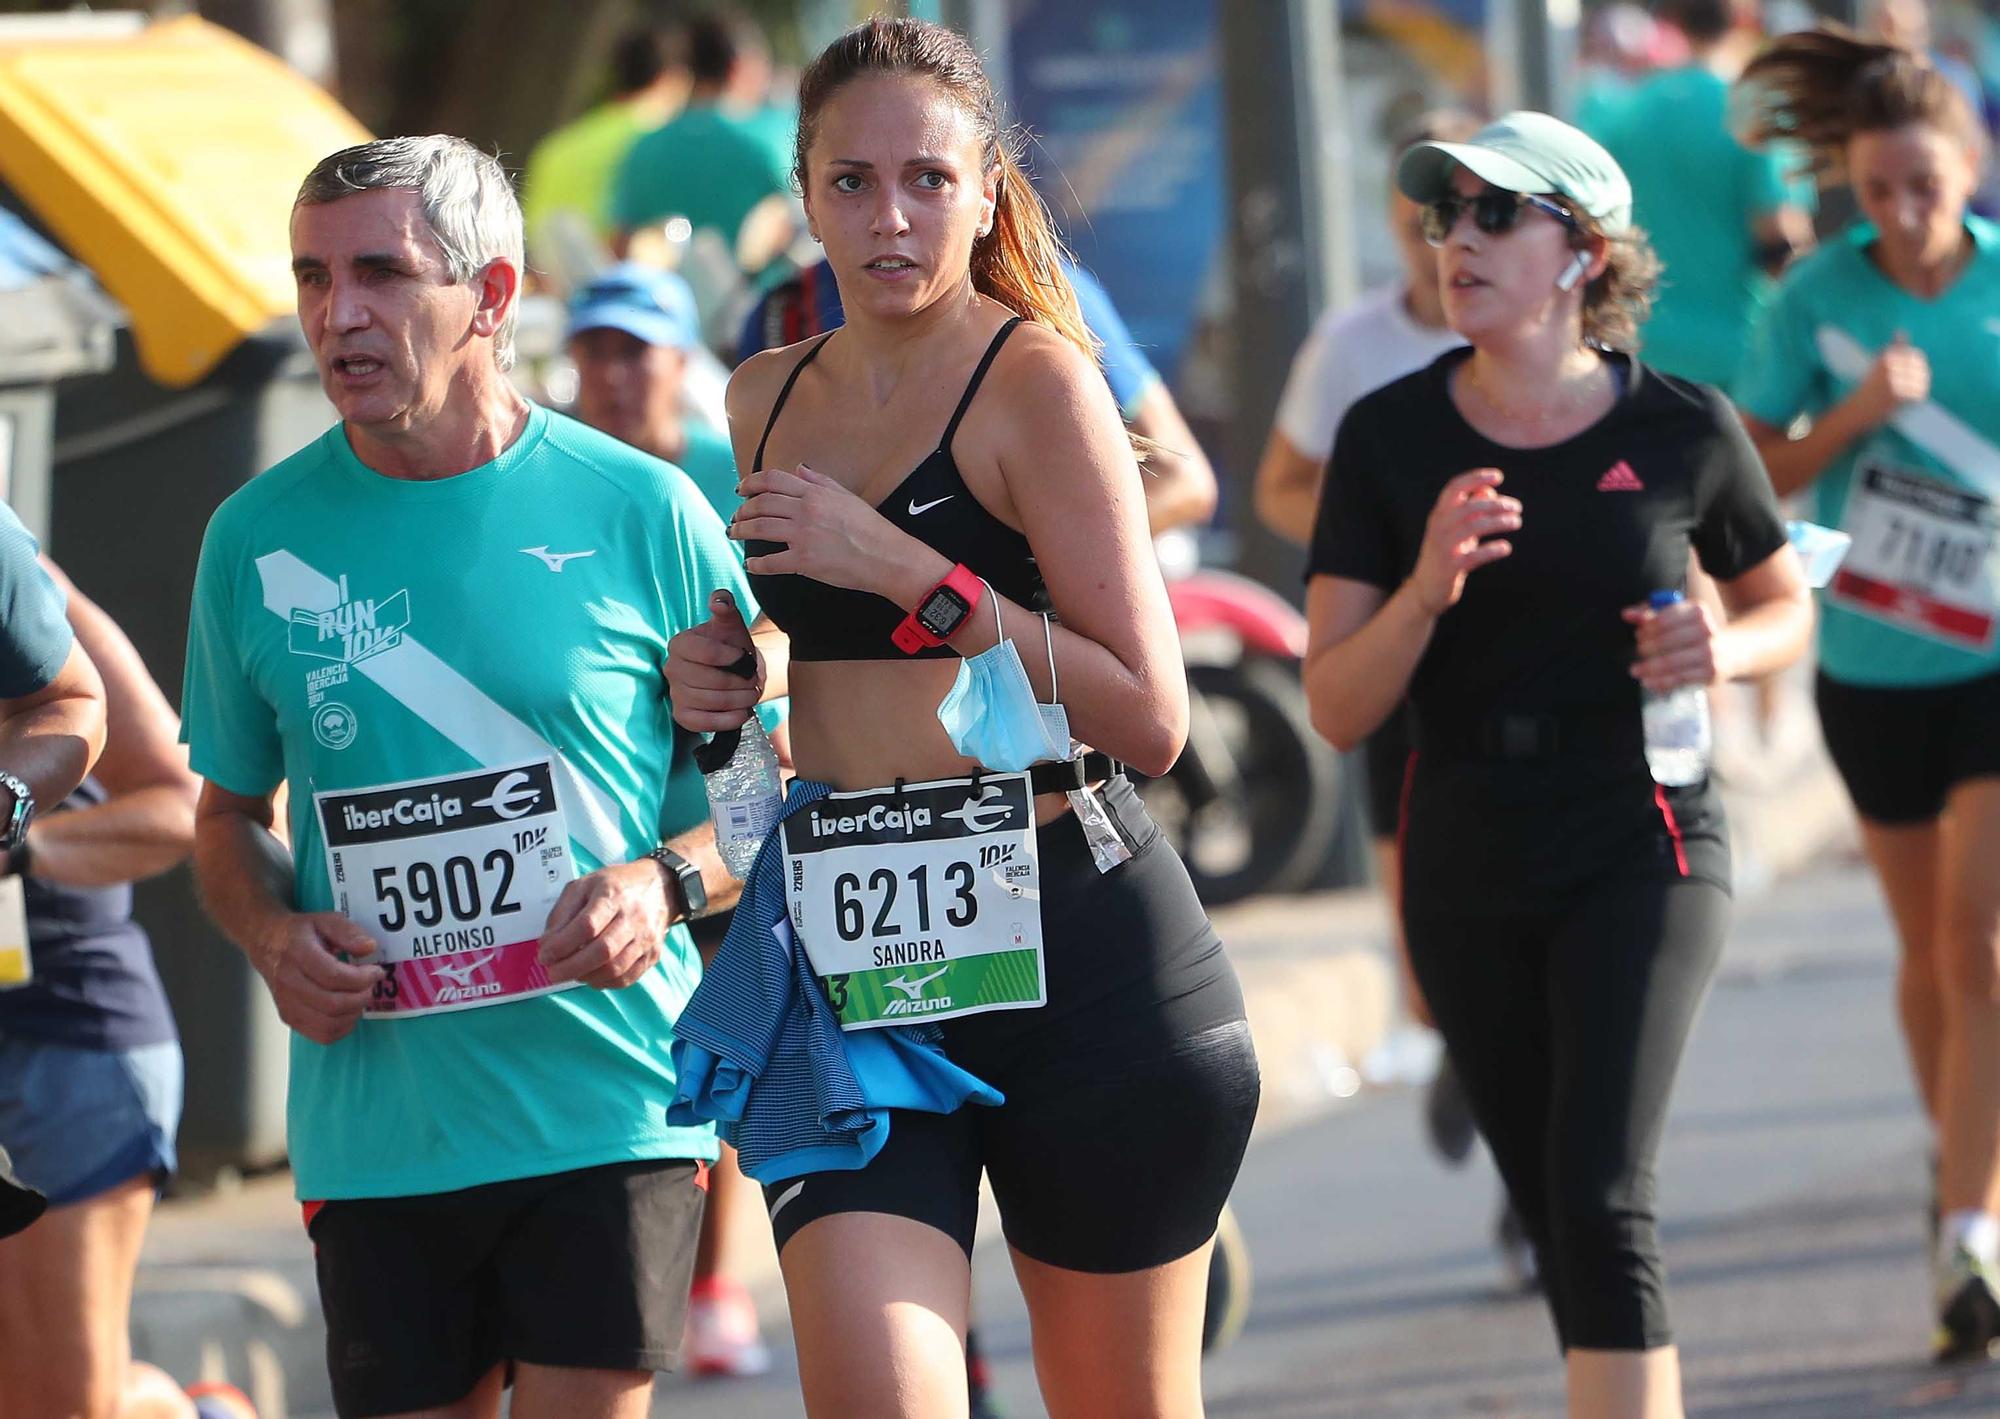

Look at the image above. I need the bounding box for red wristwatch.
[893,563,984,653]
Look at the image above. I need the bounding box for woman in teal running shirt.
[1734,27,2000,1362]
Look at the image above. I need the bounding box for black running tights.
[1405,875,1730,1352]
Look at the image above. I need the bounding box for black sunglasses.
[1421,190,1581,248]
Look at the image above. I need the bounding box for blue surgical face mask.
[937,593,1071,773]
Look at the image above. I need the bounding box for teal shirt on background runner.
[181,404,758,1199]
[611,103,793,246]
[1589,66,1809,388]
[1736,216,2000,688]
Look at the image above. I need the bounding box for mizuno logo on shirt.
[519,546,597,572]
[1596,461,1644,492]
[908,496,954,516]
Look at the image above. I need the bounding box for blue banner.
[1006,0,1224,384]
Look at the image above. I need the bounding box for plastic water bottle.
[696,715,784,879]
[1640,589,1712,787]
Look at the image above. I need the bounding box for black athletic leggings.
[1404,874,1729,1352]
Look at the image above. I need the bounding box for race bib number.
[316,761,576,1017]
[783,773,1045,1031]
[1833,461,2000,650]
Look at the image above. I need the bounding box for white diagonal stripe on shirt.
[254,549,628,864]
[1814,325,2000,501]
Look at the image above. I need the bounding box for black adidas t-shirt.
[1307,349,1788,904]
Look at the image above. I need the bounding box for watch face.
[917,586,969,637]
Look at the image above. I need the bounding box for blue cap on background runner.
[567,263,702,350]
[1397,111,1633,236]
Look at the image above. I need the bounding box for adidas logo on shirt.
[1596,460,1644,492]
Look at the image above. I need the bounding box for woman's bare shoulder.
[726,339,825,427]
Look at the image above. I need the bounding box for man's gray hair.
[295,135,525,370]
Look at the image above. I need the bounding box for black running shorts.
[763,776,1260,1274]
[1816,667,2000,825]
[308,1158,706,1418]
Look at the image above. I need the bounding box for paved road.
[655,861,2000,1417]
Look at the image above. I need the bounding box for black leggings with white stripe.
[1405,874,1730,1352]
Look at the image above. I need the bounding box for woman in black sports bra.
[665,17,1257,1419]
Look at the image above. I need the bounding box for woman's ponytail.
[970,142,1095,359]
[1736,25,1985,178]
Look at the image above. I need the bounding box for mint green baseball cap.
[1397,110,1633,235]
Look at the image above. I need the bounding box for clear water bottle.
[1640,589,1712,787]
[695,715,784,879]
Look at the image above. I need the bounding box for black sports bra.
[746,317,1051,661]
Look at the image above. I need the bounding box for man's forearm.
[194,811,298,974]
[662,820,744,916]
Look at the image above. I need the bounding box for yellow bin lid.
[0,15,370,387]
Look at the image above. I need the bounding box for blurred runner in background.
[1589,0,1816,392]
[0,559,207,1419]
[520,23,690,269]
[1733,26,2000,1362]
[612,9,793,260]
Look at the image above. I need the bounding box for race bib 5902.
[316,761,575,1017]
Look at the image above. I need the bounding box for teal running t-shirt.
[182,405,760,1198]
[1736,217,2000,687]
[1589,66,1809,388]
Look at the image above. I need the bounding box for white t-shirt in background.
[1274,284,1466,462]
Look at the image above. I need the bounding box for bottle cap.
[1647,589,1684,610]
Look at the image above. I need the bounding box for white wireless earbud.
[1556,252,1592,292]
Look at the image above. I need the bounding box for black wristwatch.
[0,771,35,860]
[647,845,708,921]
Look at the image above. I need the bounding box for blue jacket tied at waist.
[668,778,1002,1183]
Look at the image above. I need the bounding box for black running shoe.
[1933,1243,2000,1364]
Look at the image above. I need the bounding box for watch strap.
[646,845,707,920]
[0,771,33,855]
[892,563,985,654]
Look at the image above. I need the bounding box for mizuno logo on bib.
[782,773,1046,1030]
[315,760,577,1017]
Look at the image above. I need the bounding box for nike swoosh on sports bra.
[746,316,1052,661]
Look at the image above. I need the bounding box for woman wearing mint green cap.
[1733,27,2000,1363]
[1303,111,1811,1416]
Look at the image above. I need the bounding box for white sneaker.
[686,1283,773,1379]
